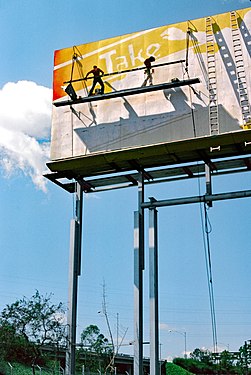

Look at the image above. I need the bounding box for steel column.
[66,182,83,375]
[149,205,159,375]
[134,172,144,375]
[205,164,213,207]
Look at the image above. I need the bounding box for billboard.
[50,7,251,170]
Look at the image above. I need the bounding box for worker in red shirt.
[142,56,155,86]
[85,65,105,96]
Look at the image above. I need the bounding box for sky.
[0,0,251,362]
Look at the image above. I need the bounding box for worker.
[85,65,105,96]
[142,56,155,87]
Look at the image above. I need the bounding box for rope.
[201,202,218,353]
[179,27,198,138]
[72,46,89,96]
[185,29,191,74]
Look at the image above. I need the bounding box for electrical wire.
[201,202,218,353]
[183,29,197,138]
[70,46,98,131]
[72,46,89,96]
[184,28,218,352]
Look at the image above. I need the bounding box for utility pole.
[101,281,115,373]
[116,313,119,354]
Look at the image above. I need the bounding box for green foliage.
[0,362,54,375]
[218,350,235,374]
[9,363,35,375]
[173,357,217,374]
[0,291,67,347]
[190,348,213,365]
[165,361,194,374]
[175,346,250,374]
[79,325,113,373]
[81,324,111,353]
[0,291,67,367]
[0,358,7,375]
[237,341,251,374]
[0,322,37,365]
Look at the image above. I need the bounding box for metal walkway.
[45,155,251,193]
[53,78,200,107]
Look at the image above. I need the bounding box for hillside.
[166,361,194,375]
[0,361,195,375]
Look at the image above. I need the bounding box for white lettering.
[146,44,161,59]
[160,29,169,40]
[128,44,144,66]
[116,56,129,71]
[99,50,116,73]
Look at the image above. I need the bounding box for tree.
[219,350,235,374]
[237,341,251,374]
[0,321,37,365]
[176,348,241,374]
[81,324,110,354]
[79,325,112,373]
[0,291,67,349]
[174,357,216,374]
[190,348,213,365]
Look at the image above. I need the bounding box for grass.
[1,361,194,375]
[2,362,59,375]
[3,363,31,375]
[166,361,195,375]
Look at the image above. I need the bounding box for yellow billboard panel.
[51,7,251,163]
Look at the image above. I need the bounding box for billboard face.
[51,7,251,162]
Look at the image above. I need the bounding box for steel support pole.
[149,205,159,375]
[66,182,83,375]
[134,172,144,375]
[205,164,213,207]
[142,189,251,209]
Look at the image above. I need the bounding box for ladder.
[230,11,251,129]
[205,17,220,138]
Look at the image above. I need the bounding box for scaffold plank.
[53,78,200,107]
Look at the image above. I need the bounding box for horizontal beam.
[47,130,251,179]
[64,59,186,84]
[53,78,200,107]
[44,156,251,194]
[142,189,251,208]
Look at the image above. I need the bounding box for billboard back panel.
[50,7,251,173]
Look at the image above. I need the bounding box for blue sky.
[0,0,251,361]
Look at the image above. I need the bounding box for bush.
[173,357,217,374]
[0,358,7,375]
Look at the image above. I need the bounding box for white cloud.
[0,81,52,192]
[159,322,171,331]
